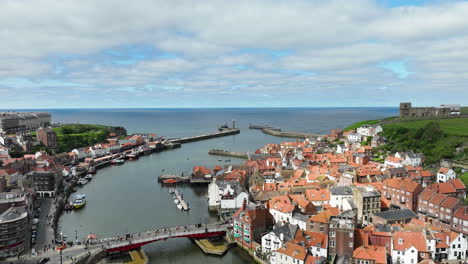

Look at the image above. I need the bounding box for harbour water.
[52,108,397,263]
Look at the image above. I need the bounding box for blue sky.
[0,0,467,108]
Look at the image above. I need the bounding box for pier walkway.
[169,128,240,144]
[173,189,189,210]
[98,222,229,253]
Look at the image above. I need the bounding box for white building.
[357,124,383,137]
[437,167,456,183]
[391,231,427,264]
[207,179,248,212]
[395,152,424,167]
[261,223,298,257]
[347,133,361,143]
[330,186,354,211]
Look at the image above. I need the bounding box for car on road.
[38,257,50,264]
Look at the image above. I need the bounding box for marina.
[172,188,190,211]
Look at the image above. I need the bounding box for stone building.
[354,186,381,225]
[328,210,356,261]
[399,102,451,118]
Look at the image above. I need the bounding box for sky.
[0,0,467,108]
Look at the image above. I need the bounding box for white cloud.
[0,0,467,107]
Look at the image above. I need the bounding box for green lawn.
[461,171,468,188]
[461,107,468,114]
[383,118,468,137]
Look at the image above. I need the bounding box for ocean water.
[46,108,397,263]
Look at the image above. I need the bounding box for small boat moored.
[174,198,180,204]
[111,159,125,165]
[72,194,86,209]
[177,204,183,210]
[77,178,88,185]
[84,174,93,180]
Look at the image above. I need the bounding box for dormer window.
[398,238,403,244]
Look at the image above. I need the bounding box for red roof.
[392,231,428,252]
[353,246,387,264]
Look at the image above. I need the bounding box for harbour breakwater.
[208,149,249,159]
[169,128,240,144]
[261,128,323,139]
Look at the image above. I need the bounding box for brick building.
[382,178,423,212]
[37,127,57,151]
[233,200,274,249]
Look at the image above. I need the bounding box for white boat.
[111,159,125,165]
[78,178,88,185]
[177,204,183,210]
[174,198,179,204]
[169,188,175,194]
[73,194,86,209]
[85,174,93,180]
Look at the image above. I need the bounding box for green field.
[461,107,468,115]
[383,118,468,137]
[54,124,127,153]
[461,171,468,187]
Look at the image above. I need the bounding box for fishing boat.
[77,178,88,185]
[177,204,183,210]
[72,194,86,209]
[218,159,222,161]
[84,174,93,180]
[174,198,180,204]
[88,166,96,175]
[111,159,124,165]
[127,153,138,160]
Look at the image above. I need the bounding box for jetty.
[208,149,249,159]
[158,174,190,184]
[169,128,240,144]
[249,123,281,131]
[173,189,189,211]
[260,128,323,139]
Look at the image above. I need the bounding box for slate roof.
[374,209,417,221]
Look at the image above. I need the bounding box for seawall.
[169,128,240,144]
[261,128,322,139]
[208,149,249,159]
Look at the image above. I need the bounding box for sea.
[37,108,397,263]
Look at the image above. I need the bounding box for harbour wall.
[169,128,240,144]
[261,128,322,139]
[208,149,249,159]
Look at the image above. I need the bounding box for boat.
[127,153,138,160]
[225,159,231,162]
[163,179,178,184]
[72,194,86,209]
[88,166,96,175]
[169,188,175,194]
[64,202,74,211]
[84,174,93,180]
[72,186,78,192]
[174,198,180,204]
[111,159,125,165]
[177,204,183,210]
[77,178,88,185]
[218,159,222,161]
[184,206,190,211]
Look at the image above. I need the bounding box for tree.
[0,160,3,168]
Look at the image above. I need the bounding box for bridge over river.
[94,222,230,253]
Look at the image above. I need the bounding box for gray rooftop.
[0,206,27,223]
[374,209,417,221]
[331,186,353,195]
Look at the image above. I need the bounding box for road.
[34,199,57,254]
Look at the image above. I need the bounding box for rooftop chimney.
[242,198,247,211]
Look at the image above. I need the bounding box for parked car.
[38,257,50,264]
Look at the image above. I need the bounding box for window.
[330,231,335,237]
[349,232,353,238]
[349,242,353,248]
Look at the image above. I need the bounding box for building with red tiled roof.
[305,188,330,206]
[383,178,423,212]
[275,241,308,264]
[233,200,274,249]
[391,230,429,264]
[307,208,340,233]
[451,206,468,235]
[428,179,466,199]
[353,245,387,264]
